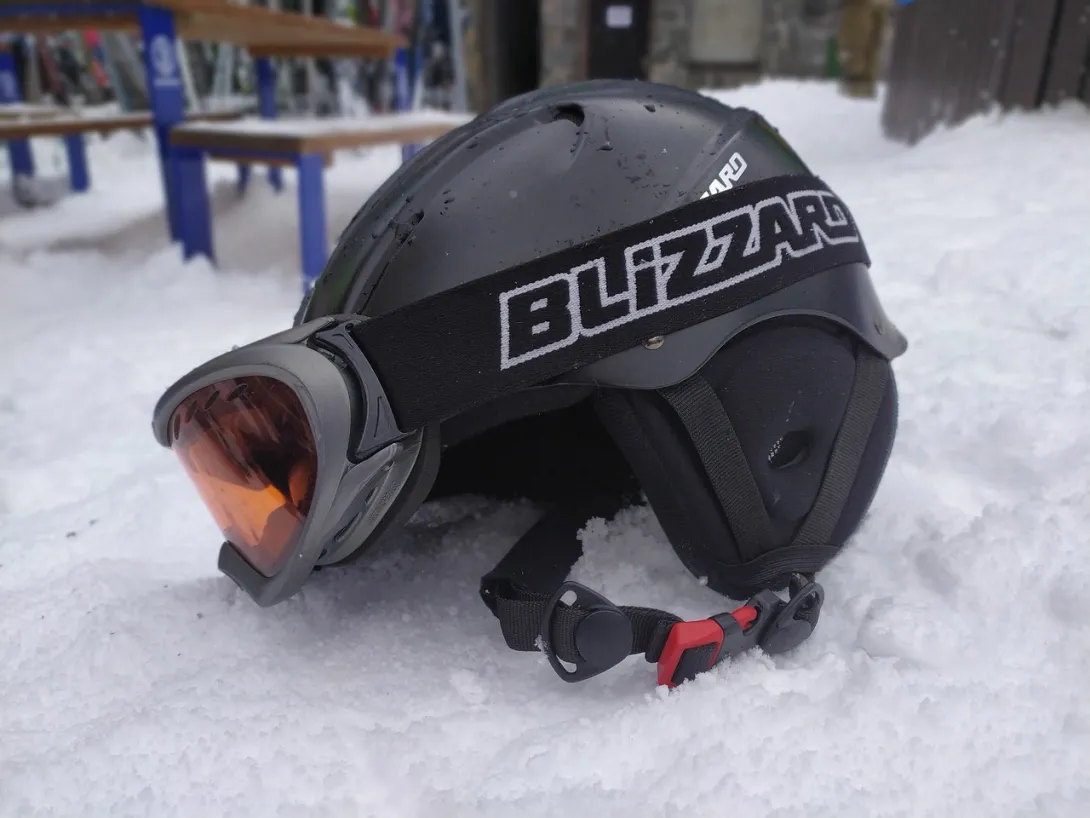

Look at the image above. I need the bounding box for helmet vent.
[768,430,811,470]
[551,103,585,127]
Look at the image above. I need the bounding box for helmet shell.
[302,79,906,388]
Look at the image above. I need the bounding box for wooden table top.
[0,0,406,59]
[169,110,473,154]
[0,103,252,139]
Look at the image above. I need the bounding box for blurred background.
[6,0,1085,149]
[2,3,1089,813]
[1,0,888,124]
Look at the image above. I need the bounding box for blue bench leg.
[64,134,90,192]
[7,138,34,180]
[158,146,182,243]
[175,147,214,264]
[400,143,422,164]
[296,153,326,293]
[237,163,251,196]
[253,57,283,193]
[236,164,281,195]
[2,51,35,191]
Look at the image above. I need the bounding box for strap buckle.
[761,573,825,655]
[656,574,824,688]
[540,581,633,683]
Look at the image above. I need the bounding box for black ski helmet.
[291,79,907,684]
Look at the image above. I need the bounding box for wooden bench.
[168,111,474,290]
[1,105,253,198]
[0,102,71,122]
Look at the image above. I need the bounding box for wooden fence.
[881,0,1090,144]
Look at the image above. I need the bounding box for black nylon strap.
[493,590,680,665]
[792,349,889,547]
[660,375,774,563]
[479,351,889,673]
[716,545,838,590]
[479,496,681,665]
[480,496,617,612]
[353,173,870,430]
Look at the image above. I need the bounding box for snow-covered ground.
[1,81,1088,817]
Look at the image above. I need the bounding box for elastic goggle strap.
[350,173,871,431]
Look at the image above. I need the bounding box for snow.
[2,80,1089,817]
[172,109,474,139]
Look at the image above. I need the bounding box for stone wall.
[645,0,690,88]
[539,0,585,87]
[460,0,490,112]
[760,0,839,79]
[540,0,840,92]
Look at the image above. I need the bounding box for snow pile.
[1,81,1089,818]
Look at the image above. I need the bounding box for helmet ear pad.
[593,318,899,600]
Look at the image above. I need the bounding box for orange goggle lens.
[168,376,318,577]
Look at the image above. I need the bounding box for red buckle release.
[656,605,759,688]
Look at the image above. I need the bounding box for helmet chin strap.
[477,346,888,688]
[477,489,825,688]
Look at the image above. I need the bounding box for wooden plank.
[0,13,139,34]
[0,104,68,122]
[169,116,468,156]
[889,0,939,143]
[0,107,246,139]
[191,106,255,121]
[999,0,1062,109]
[169,123,458,154]
[0,114,151,139]
[163,1,407,45]
[949,0,987,123]
[888,0,926,143]
[246,42,401,59]
[880,0,924,141]
[942,0,977,127]
[303,122,462,153]
[1085,49,1090,103]
[949,0,1013,125]
[0,102,248,122]
[173,9,399,52]
[1041,0,1090,104]
[206,151,332,168]
[980,0,1022,109]
[0,1,405,56]
[170,130,307,154]
[900,0,934,141]
[910,0,955,142]
[0,0,132,6]
[175,7,401,39]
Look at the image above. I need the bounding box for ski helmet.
[154,79,906,688]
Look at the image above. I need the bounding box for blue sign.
[148,32,182,90]
[138,7,185,120]
[138,6,186,241]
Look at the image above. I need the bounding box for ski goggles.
[152,317,435,606]
[152,173,873,609]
